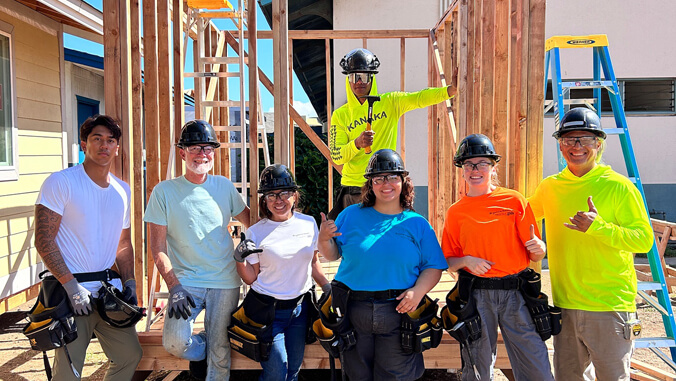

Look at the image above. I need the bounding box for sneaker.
[189,358,207,380]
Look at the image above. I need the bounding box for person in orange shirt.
[442,134,553,381]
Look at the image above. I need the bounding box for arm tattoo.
[34,205,72,281]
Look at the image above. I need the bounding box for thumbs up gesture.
[234,232,263,263]
[319,212,342,242]
[564,196,598,233]
[524,224,546,261]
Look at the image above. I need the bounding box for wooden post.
[272,0,290,166]
[509,0,524,192]
[325,38,333,211]
[142,0,161,296]
[480,0,495,138]
[493,0,509,186]
[248,0,260,225]
[525,0,546,198]
[130,0,144,305]
[219,35,230,178]
[103,0,122,178]
[158,0,172,180]
[289,39,295,173]
[400,37,406,163]
[173,0,185,178]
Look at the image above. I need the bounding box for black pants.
[328,186,362,220]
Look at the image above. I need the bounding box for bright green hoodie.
[529,164,653,312]
[329,77,451,186]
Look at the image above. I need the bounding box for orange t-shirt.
[441,187,540,278]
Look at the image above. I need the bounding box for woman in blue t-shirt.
[318,149,448,380]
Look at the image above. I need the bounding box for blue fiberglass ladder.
[544,34,676,370]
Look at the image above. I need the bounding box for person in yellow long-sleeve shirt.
[529,107,654,381]
[327,48,456,219]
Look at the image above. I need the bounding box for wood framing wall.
[427,0,546,234]
[99,0,546,305]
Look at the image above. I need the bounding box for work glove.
[122,279,138,305]
[234,232,262,263]
[168,284,196,320]
[63,278,93,316]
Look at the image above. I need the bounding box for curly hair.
[360,175,415,211]
[258,189,301,220]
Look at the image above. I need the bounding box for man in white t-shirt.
[144,120,252,380]
[34,114,142,380]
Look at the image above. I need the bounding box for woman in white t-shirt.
[235,164,330,381]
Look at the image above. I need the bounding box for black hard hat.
[453,134,502,167]
[176,120,221,148]
[340,48,380,75]
[96,282,146,329]
[364,149,408,178]
[258,164,298,193]
[553,107,606,139]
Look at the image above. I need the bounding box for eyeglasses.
[461,161,493,172]
[185,145,216,154]
[371,174,402,186]
[559,136,598,147]
[348,73,373,84]
[263,190,294,202]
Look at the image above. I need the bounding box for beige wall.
[0,8,63,301]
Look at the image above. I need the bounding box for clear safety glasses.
[558,136,598,147]
[348,72,373,84]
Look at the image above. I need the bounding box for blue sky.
[63,0,317,117]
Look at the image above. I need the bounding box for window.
[0,27,16,181]
[545,78,676,116]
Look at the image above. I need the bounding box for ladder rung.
[561,80,615,91]
[628,176,637,184]
[562,98,598,105]
[202,100,249,107]
[199,57,245,64]
[638,281,664,291]
[185,72,240,78]
[634,337,676,348]
[603,128,625,135]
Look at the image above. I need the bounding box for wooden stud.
[289,38,295,173]
[458,0,469,200]
[472,0,482,136]
[103,0,122,177]
[248,0,260,226]
[508,0,523,191]
[493,0,509,186]
[131,0,144,305]
[399,37,406,163]
[427,37,439,234]
[525,0,546,197]
[173,0,185,177]
[325,38,333,211]
[158,0,172,180]
[479,0,495,138]
[142,0,160,297]
[272,0,290,166]
[219,36,230,178]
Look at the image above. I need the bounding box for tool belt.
[312,280,356,358]
[440,271,482,345]
[517,268,562,340]
[401,295,443,354]
[228,289,276,362]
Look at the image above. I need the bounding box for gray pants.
[53,309,142,381]
[462,288,554,381]
[554,309,634,381]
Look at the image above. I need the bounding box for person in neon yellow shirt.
[327,48,456,219]
[529,107,653,381]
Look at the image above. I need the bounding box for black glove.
[122,279,138,305]
[234,232,263,263]
[168,284,196,320]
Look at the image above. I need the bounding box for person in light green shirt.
[529,108,653,381]
[327,48,456,219]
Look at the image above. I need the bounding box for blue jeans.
[259,299,309,381]
[163,286,239,381]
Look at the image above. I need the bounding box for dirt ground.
[1,269,674,380]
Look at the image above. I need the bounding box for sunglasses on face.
[348,73,373,84]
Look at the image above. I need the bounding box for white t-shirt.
[35,165,130,296]
[245,212,318,300]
